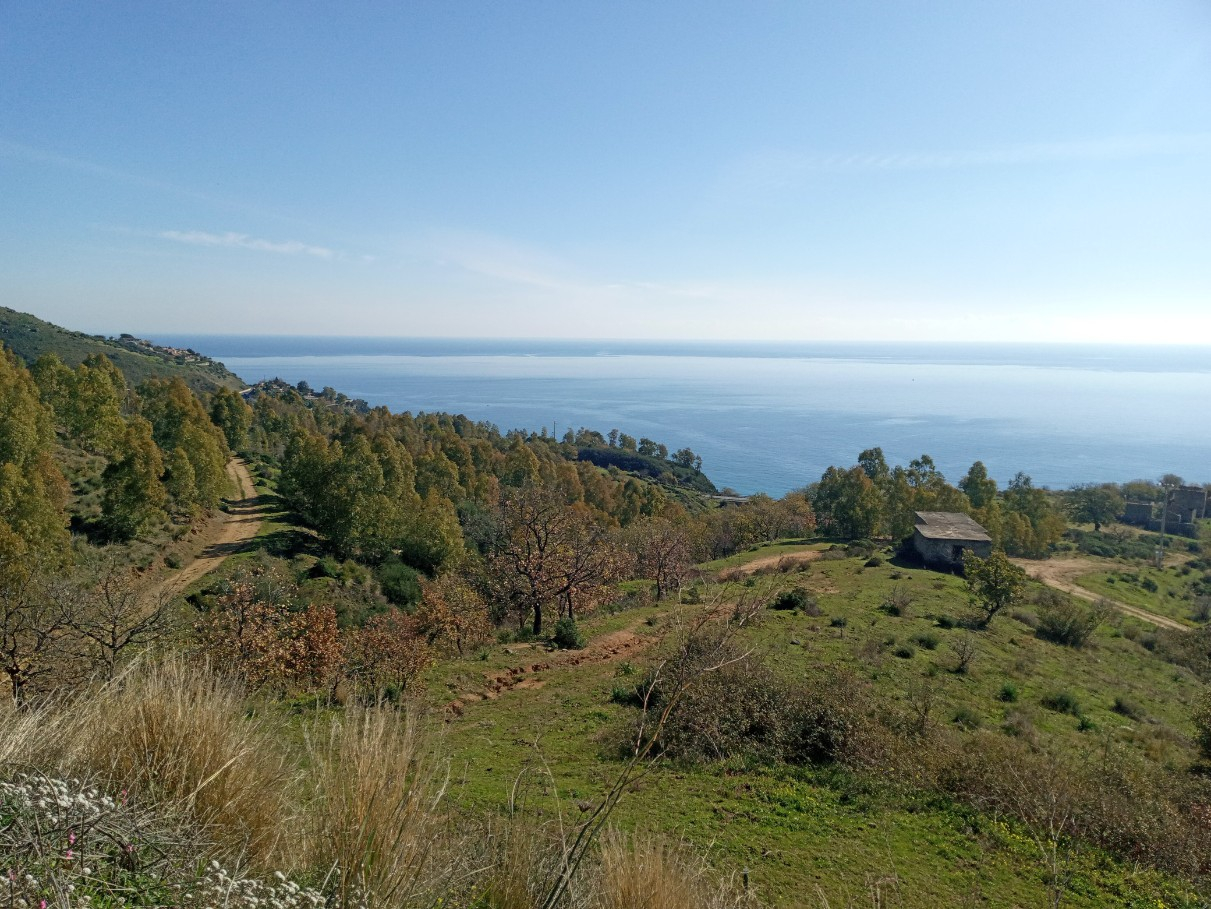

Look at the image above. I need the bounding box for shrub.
[640,644,882,769]
[894,644,916,659]
[1077,714,1097,732]
[770,586,813,612]
[1042,690,1081,715]
[1112,696,1144,721]
[936,614,957,629]
[611,684,645,707]
[911,632,940,651]
[553,616,587,650]
[377,557,423,607]
[1194,692,1211,761]
[864,556,883,568]
[881,585,914,617]
[953,707,982,730]
[1010,609,1039,629]
[998,683,1019,703]
[1036,596,1112,648]
[1142,577,1159,593]
[830,616,848,629]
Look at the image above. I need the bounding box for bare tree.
[0,561,79,704]
[70,555,178,678]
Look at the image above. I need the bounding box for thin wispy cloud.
[735,133,1211,189]
[159,229,336,259]
[0,137,309,226]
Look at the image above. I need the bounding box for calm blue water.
[158,337,1211,496]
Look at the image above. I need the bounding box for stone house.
[1123,486,1207,538]
[912,511,993,569]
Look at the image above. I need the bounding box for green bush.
[1036,597,1112,648]
[376,557,422,607]
[998,682,1019,703]
[1042,690,1081,715]
[770,586,816,612]
[1112,696,1143,720]
[911,632,940,651]
[952,707,982,730]
[936,614,957,630]
[894,644,916,659]
[553,616,586,650]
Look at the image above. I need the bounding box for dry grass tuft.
[64,656,296,869]
[593,829,757,909]
[306,705,448,908]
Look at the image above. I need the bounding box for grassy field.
[423,544,1208,907]
[1074,562,1210,627]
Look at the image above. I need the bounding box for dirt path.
[150,459,265,600]
[447,625,656,715]
[1012,556,1188,632]
[729,549,823,577]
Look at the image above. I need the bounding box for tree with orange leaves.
[348,608,433,697]
[415,573,490,656]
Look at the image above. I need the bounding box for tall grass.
[0,657,295,869]
[305,706,449,908]
[593,830,756,909]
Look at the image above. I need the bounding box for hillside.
[0,305,243,392]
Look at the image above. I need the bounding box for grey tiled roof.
[913,511,992,542]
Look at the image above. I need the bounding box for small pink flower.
[69,830,77,845]
[65,848,73,859]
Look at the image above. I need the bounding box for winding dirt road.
[1012,556,1188,632]
[150,458,265,599]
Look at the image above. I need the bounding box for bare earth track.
[149,459,265,600]
[446,626,655,716]
[1012,556,1188,632]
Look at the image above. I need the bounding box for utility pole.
[1156,486,1176,569]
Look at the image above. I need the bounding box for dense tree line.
[809,447,1067,557]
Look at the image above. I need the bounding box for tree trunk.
[532,600,543,637]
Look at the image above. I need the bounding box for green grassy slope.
[425,543,1208,907]
[0,306,243,392]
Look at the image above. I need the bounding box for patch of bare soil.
[446,627,655,715]
[147,459,266,600]
[1012,556,1187,632]
[727,549,823,578]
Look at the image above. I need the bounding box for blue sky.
[2,2,1209,342]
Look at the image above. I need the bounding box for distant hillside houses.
[1123,486,1208,538]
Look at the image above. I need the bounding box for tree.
[625,518,692,600]
[1065,483,1124,532]
[69,554,176,678]
[209,386,253,451]
[672,447,699,470]
[963,550,1028,628]
[812,465,883,539]
[415,573,490,656]
[485,486,622,636]
[0,346,71,574]
[349,609,433,696]
[0,564,79,703]
[100,417,167,540]
[139,377,230,509]
[959,461,998,510]
[857,447,889,483]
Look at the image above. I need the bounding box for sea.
[155,337,1211,498]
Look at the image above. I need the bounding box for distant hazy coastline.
[156,336,1211,496]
